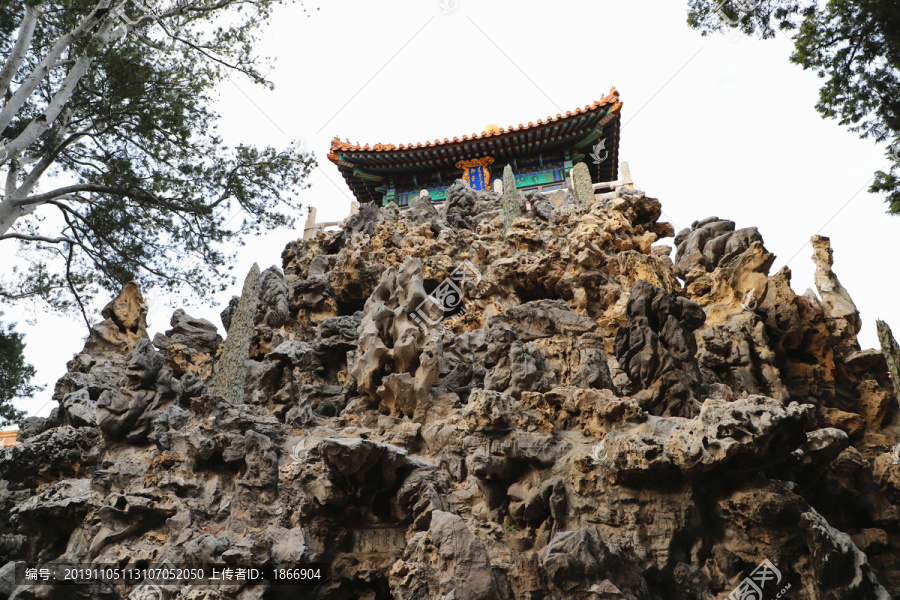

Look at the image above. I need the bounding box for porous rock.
[3,191,899,600]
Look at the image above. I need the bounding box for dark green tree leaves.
[0,314,40,425]
[0,0,316,321]
[687,0,900,214]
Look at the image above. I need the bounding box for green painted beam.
[352,167,386,182]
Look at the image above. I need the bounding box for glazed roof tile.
[329,89,620,155]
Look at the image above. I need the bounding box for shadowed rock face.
[152,308,222,382]
[614,280,706,417]
[2,183,898,600]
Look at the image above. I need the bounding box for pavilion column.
[303,207,318,241]
[621,162,634,190]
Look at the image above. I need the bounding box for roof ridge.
[328,89,620,155]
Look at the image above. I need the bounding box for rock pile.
[2,182,899,600]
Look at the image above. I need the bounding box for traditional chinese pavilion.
[327,89,623,208]
[0,429,19,447]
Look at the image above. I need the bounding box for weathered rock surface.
[2,182,899,599]
[152,308,222,380]
[811,235,861,359]
[596,396,813,482]
[614,280,706,417]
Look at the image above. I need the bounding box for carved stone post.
[501,165,521,231]
[213,263,260,404]
[572,162,593,207]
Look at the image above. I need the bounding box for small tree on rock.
[0,313,41,425]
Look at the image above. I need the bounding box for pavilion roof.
[328,89,622,203]
[0,429,19,447]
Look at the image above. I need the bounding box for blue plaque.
[468,167,485,190]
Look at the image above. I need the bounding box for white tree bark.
[0,1,110,137]
[0,4,40,99]
[0,0,238,239]
[0,1,130,237]
[4,54,95,158]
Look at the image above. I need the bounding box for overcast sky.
[4,0,896,421]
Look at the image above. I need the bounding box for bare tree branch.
[64,242,91,332]
[14,183,139,207]
[0,232,74,244]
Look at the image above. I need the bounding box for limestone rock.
[60,388,96,427]
[10,479,97,535]
[598,396,813,482]
[155,308,222,355]
[613,280,706,417]
[811,235,861,357]
[445,179,479,230]
[390,510,509,600]
[0,426,100,489]
[257,265,290,328]
[877,319,900,399]
[5,181,900,599]
[152,308,221,380]
[540,529,646,598]
[83,281,149,356]
[673,217,773,325]
[348,256,442,417]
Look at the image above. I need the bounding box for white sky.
[5,0,897,421]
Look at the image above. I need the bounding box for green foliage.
[686,0,900,213]
[0,313,41,426]
[0,0,317,318]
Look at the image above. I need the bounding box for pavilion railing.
[591,161,634,192]
[302,202,359,241]
[302,161,637,240]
